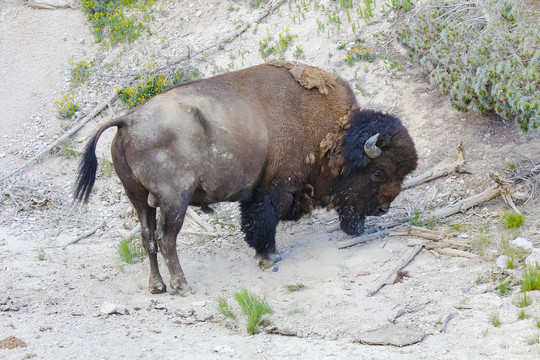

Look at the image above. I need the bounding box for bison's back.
[164,62,357,185]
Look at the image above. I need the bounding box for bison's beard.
[338,212,366,236]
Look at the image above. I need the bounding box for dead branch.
[402,141,471,190]
[430,186,500,219]
[62,221,106,249]
[433,248,478,259]
[440,311,457,333]
[186,207,215,233]
[367,245,422,296]
[336,225,403,249]
[390,225,471,251]
[339,170,527,249]
[389,301,429,322]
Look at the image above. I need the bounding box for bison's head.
[332,110,417,236]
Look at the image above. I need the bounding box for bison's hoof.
[149,278,167,294]
[256,256,276,270]
[170,278,191,296]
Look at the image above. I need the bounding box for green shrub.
[259,28,294,60]
[216,296,236,319]
[117,67,201,108]
[70,60,92,85]
[55,92,79,119]
[397,0,539,131]
[80,0,148,46]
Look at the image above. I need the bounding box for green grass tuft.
[216,296,236,319]
[501,211,525,229]
[497,279,509,295]
[284,283,306,292]
[491,313,501,327]
[234,288,273,335]
[516,292,532,308]
[521,267,540,292]
[116,236,146,264]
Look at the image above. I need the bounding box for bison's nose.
[377,204,390,215]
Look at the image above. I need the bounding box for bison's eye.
[370,170,386,183]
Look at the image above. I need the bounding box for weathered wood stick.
[433,248,477,259]
[402,141,471,190]
[186,207,215,233]
[430,186,500,219]
[336,225,404,249]
[367,244,423,296]
[440,311,457,333]
[328,219,402,233]
[63,221,106,249]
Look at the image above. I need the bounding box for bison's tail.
[74,117,127,203]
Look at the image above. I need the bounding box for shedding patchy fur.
[269,60,338,95]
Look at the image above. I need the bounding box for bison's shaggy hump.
[270,60,338,95]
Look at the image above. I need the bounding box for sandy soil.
[1,1,539,359]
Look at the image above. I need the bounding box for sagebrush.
[397,0,539,131]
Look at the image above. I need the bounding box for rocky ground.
[1,0,539,359]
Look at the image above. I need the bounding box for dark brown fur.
[75,62,417,295]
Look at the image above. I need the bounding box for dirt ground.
[1,1,539,359]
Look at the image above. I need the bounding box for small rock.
[525,249,540,268]
[496,255,510,269]
[191,301,206,307]
[511,237,533,252]
[354,325,425,347]
[100,301,129,315]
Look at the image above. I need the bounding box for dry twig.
[62,221,106,249]
[367,245,423,296]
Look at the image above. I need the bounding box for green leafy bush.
[117,67,201,108]
[55,92,79,119]
[397,0,539,131]
[80,0,149,46]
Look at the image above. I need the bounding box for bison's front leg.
[240,190,280,270]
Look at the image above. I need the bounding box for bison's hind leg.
[240,190,280,270]
[112,137,166,294]
[154,192,194,296]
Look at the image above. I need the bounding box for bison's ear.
[343,131,381,170]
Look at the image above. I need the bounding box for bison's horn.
[364,133,382,159]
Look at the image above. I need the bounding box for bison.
[75,61,417,295]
